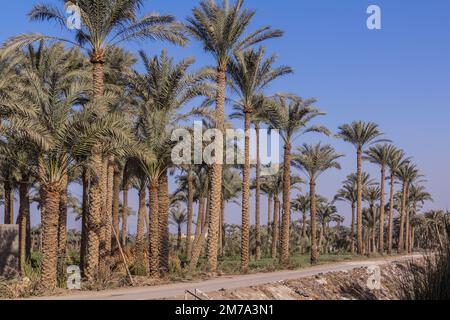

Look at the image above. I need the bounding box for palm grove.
[0,0,444,291]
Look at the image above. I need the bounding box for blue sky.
[1,0,449,232]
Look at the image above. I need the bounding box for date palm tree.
[365,144,397,253]
[386,147,409,254]
[228,47,291,270]
[363,186,381,253]
[169,205,188,252]
[408,184,432,252]
[336,121,388,254]
[13,0,188,281]
[395,163,422,253]
[294,143,343,264]
[186,0,283,272]
[265,94,329,265]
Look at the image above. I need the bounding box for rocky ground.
[201,262,410,300]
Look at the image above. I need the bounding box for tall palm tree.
[408,184,432,252]
[386,147,408,254]
[365,144,396,253]
[337,121,388,254]
[265,94,329,265]
[19,0,187,281]
[228,47,291,270]
[186,0,283,272]
[294,143,343,264]
[395,163,421,253]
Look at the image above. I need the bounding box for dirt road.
[36,254,421,300]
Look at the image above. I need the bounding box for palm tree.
[317,203,340,254]
[395,163,422,253]
[386,147,408,254]
[408,184,432,252]
[186,0,283,272]
[363,186,381,253]
[228,47,291,269]
[294,143,342,264]
[20,0,187,282]
[265,94,329,265]
[334,172,375,253]
[292,194,310,241]
[169,205,188,252]
[365,144,396,253]
[337,121,388,254]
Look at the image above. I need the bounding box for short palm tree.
[336,121,388,254]
[365,144,397,253]
[169,205,188,252]
[228,47,292,270]
[363,186,381,253]
[294,143,343,264]
[265,94,329,265]
[186,0,283,272]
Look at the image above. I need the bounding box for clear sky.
[1,0,449,232]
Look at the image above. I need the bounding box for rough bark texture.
[388,173,395,254]
[85,151,103,282]
[379,165,386,254]
[4,180,13,224]
[351,203,356,254]
[356,149,363,254]
[57,173,68,282]
[271,197,280,258]
[241,109,251,273]
[99,158,111,267]
[80,169,88,274]
[112,165,121,249]
[280,143,292,265]
[255,123,261,261]
[220,200,225,257]
[136,184,147,270]
[398,183,407,253]
[310,180,319,264]
[18,181,30,272]
[189,209,210,271]
[267,195,273,255]
[404,184,411,253]
[40,183,61,290]
[206,66,226,273]
[194,197,205,247]
[148,180,160,278]
[158,172,170,274]
[185,171,194,259]
[121,187,129,247]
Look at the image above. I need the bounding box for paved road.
[36,255,421,300]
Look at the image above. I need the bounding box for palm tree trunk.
[356,148,364,255]
[121,186,129,247]
[112,166,121,248]
[310,180,319,264]
[255,122,261,261]
[186,170,194,259]
[148,179,160,278]
[158,171,170,274]
[280,143,292,265]
[379,165,386,254]
[80,169,88,274]
[4,180,13,224]
[206,65,226,273]
[136,183,147,270]
[388,173,395,254]
[40,183,62,290]
[85,151,103,282]
[240,108,251,273]
[99,158,112,266]
[405,184,411,253]
[398,182,407,253]
[271,196,280,258]
[194,197,206,247]
[220,200,225,257]
[177,225,182,251]
[351,202,356,254]
[267,195,273,255]
[18,180,30,273]
[57,172,68,283]
[189,209,210,271]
